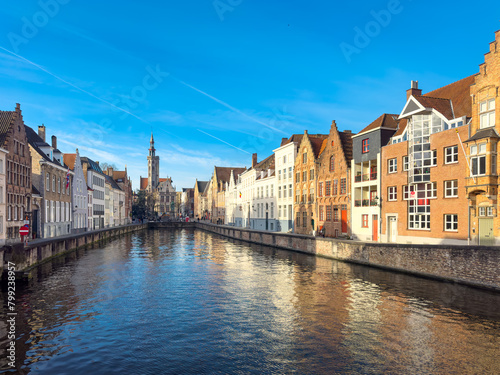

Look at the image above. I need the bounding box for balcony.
[354,172,378,183]
[354,199,378,207]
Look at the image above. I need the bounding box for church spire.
[149,132,156,156]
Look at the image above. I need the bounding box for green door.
[479,218,494,246]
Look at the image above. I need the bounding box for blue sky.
[1,0,499,190]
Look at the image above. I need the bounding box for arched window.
[330,156,335,172]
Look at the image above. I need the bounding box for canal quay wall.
[185,222,500,292]
[1,224,148,277]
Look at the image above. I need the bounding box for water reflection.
[0,229,499,374]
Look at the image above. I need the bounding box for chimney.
[16,103,20,111]
[108,167,113,178]
[96,161,99,167]
[38,125,46,142]
[252,153,258,167]
[406,80,422,100]
[51,135,57,149]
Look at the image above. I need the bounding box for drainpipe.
[468,197,471,246]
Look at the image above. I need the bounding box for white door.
[388,216,397,243]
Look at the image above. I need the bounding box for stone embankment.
[1,224,147,277]
[192,222,500,292]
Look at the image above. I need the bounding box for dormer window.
[480,99,495,129]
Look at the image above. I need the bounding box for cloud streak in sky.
[0,45,147,123]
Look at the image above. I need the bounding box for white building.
[63,149,88,233]
[225,170,241,226]
[81,157,105,230]
[228,153,277,231]
[273,135,302,233]
[104,173,125,226]
[0,147,8,246]
[253,162,278,231]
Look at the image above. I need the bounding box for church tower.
[147,132,160,192]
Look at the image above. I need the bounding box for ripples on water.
[1,229,499,374]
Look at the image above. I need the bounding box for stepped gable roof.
[81,157,104,175]
[215,166,246,185]
[104,174,122,191]
[422,75,474,119]
[0,111,15,147]
[63,153,77,170]
[466,128,500,142]
[196,180,209,193]
[308,134,328,158]
[25,125,67,168]
[339,130,355,163]
[358,113,399,134]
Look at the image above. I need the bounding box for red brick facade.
[316,121,353,237]
[294,131,327,235]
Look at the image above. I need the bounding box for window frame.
[388,158,397,173]
[444,180,458,198]
[444,214,458,232]
[362,138,369,153]
[388,186,397,201]
[479,98,495,129]
[445,145,458,164]
[362,214,369,228]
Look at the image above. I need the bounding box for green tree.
[132,190,147,219]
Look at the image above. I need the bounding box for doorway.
[479,218,494,246]
[341,205,347,234]
[388,216,397,243]
[372,214,378,242]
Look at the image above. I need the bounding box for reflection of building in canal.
[341,278,386,371]
[289,257,350,358]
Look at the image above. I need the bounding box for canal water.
[1,229,499,374]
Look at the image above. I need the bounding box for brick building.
[465,30,500,245]
[351,114,398,241]
[294,131,328,235]
[381,76,473,244]
[0,104,32,244]
[316,121,354,238]
[0,147,8,245]
[26,125,74,238]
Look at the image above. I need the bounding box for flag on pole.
[239,192,242,198]
[66,168,70,189]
